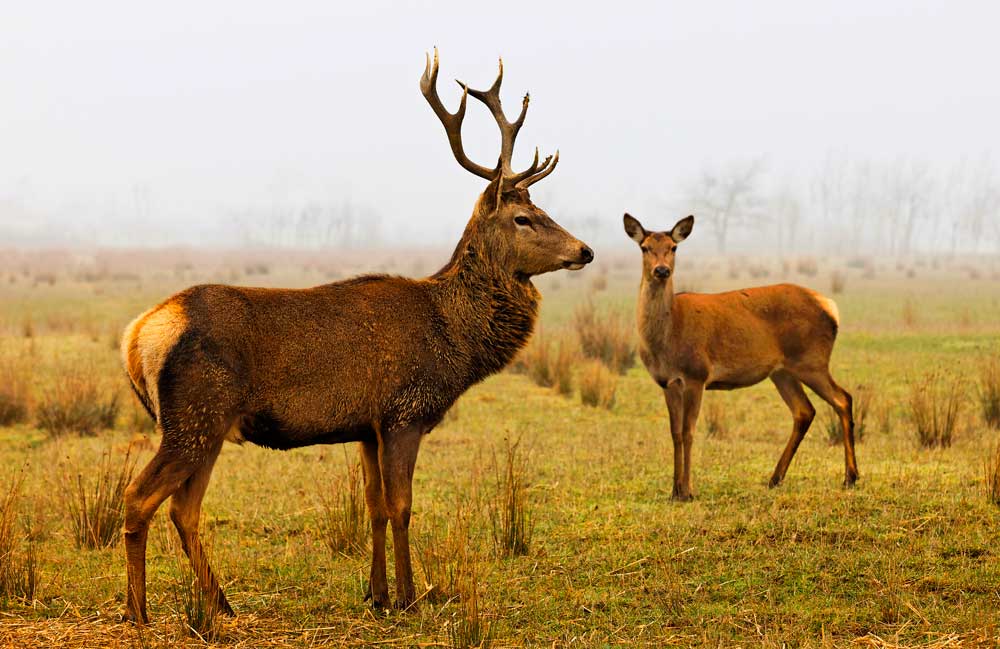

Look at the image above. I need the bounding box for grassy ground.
[1,250,999,647]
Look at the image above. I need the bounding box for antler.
[420,48,558,189]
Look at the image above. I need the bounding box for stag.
[623,213,856,500]
[118,49,593,622]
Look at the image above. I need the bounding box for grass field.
[1,249,1000,647]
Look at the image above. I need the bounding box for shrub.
[978,357,1000,429]
[572,302,635,374]
[578,361,617,410]
[489,439,532,558]
[64,448,136,549]
[0,478,38,603]
[0,357,31,426]
[986,443,1000,508]
[908,373,962,449]
[830,271,846,294]
[37,371,119,437]
[796,257,818,277]
[317,453,368,555]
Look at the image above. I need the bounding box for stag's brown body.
[624,214,857,501]
[119,50,592,623]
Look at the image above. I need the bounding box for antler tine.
[517,151,560,189]
[419,48,495,180]
[508,148,545,186]
[465,57,527,177]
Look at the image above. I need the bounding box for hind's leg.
[800,370,858,486]
[768,370,816,488]
[169,437,233,616]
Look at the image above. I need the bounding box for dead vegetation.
[978,357,1000,429]
[488,439,532,559]
[37,368,119,437]
[63,448,136,549]
[572,302,635,374]
[316,451,368,555]
[0,477,38,603]
[578,360,617,410]
[909,373,963,449]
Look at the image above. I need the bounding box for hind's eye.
[640,246,649,253]
[514,216,531,226]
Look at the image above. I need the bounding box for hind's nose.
[653,265,671,279]
[579,246,594,263]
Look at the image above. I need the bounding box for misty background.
[3,1,999,254]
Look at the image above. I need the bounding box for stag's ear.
[478,176,503,215]
[670,215,695,243]
[623,213,647,245]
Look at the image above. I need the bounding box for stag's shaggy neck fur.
[430,196,540,383]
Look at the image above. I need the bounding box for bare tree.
[769,185,802,255]
[681,159,766,253]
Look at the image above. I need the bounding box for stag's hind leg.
[360,439,390,608]
[124,447,200,623]
[768,370,816,488]
[169,437,233,617]
[380,424,424,608]
[800,370,858,487]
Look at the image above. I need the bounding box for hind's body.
[625,214,857,501]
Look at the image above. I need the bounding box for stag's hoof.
[393,597,415,611]
[120,609,148,625]
[768,476,783,489]
[843,472,859,488]
[215,597,236,618]
[671,492,694,502]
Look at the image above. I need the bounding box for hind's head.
[623,213,694,283]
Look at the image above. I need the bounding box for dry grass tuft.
[415,503,473,604]
[447,565,493,649]
[977,357,1000,429]
[37,369,119,437]
[489,439,532,558]
[901,299,918,329]
[0,477,38,603]
[0,356,31,427]
[517,334,576,395]
[986,443,1000,509]
[578,360,617,410]
[64,448,136,549]
[909,373,962,449]
[572,302,635,374]
[702,397,728,439]
[317,451,368,555]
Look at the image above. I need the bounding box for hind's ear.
[670,215,694,243]
[623,213,647,245]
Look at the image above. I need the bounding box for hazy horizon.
[3,1,1000,253]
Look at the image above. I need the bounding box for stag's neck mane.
[429,220,540,381]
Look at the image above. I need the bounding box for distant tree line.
[679,154,1000,254]
[230,199,382,249]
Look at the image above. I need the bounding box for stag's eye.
[514,215,531,226]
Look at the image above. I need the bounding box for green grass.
[1,253,1000,646]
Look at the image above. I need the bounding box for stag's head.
[623,213,695,282]
[421,49,593,277]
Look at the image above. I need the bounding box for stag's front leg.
[664,383,685,500]
[360,439,390,608]
[379,424,423,609]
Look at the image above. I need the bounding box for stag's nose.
[653,265,671,279]
[579,246,594,264]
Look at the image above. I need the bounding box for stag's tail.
[120,300,189,424]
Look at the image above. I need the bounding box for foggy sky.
[3,1,999,249]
